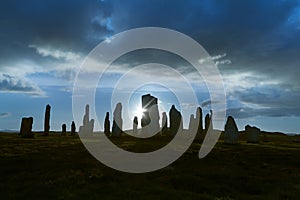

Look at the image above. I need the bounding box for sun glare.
[134,107,146,120]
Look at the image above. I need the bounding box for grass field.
[0,132,299,200]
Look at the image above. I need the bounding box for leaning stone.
[20,117,34,138]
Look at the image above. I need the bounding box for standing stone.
[133,116,138,135]
[112,102,123,136]
[224,116,239,144]
[245,125,260,143]
[83,105,89,125]
[189,114,197,133]
[104,112,110,136]
[71,121,76,136]
[44,104,51,136]
[161,112,168,135]
[196,107,203,135]
[205,113,210,133]
[205,110,213,133]
[141,94,160,136]
[20,117,33,138]
[62,124,66,136]
[169,105,183,134]
[79,104,94,136]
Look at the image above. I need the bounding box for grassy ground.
[0,132,299,200]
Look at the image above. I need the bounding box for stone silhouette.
[71,121,76,136]
[141,94,160,136]
[62,123,66,136]
[224,116,239,144]
[196,107,203,135]
[245,125,260,143]
[112,102,123,136]
[20,117,33,138]
[133,116,138,135]
[44,104,51,136]
[79,104,94,136]
[169,105,183,134]
[161,112,168,135]
[205,110,213,133]
[104,112,110,136]
[205,113,210,132]
[189,114,197,133]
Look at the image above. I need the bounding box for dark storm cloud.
[107,0,300,119]
[226,85,300,119]
[109,0,300,84]
[226,106,300,119]
[0,74,44,96]
[1,0,299,64]
[2,0,299,76]
[1,0,300,117]
[0,0,113,68]
[110,0,299,50]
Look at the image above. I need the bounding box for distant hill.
[238,130,287,136]
[0,129,18,133]
[260,131,287,136]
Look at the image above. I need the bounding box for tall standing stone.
[205,110,213,133]
[112,102,123,136]
[133,116,138,135]
[44,104,51,136]
[104,112,110,136]
[189,114,197,133]
[169,105,183,134]
[20,117,33,138]
[79,104,94,136]
[141,94,160,136]
[71,121,76,136]
[196,107,203,135]
[62,123,67,136]
[205,113,210,133]
[83,105,89,125]
[161,112,168,135]
[210,110,213,130]
[224,116,239,144]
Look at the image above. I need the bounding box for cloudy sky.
[0,0,300,133]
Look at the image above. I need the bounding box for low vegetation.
[0,132,299,199]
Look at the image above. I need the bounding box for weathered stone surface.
[141,94,160,136]
[169,105,183,134]
[104,112,110,136]
[44,104,51,136]
[224,116,239,144]
[79,104,94,136]
[112,102,123,136]
[62,123,66,136]
[245,125,260,143]
[20,117,33,138]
